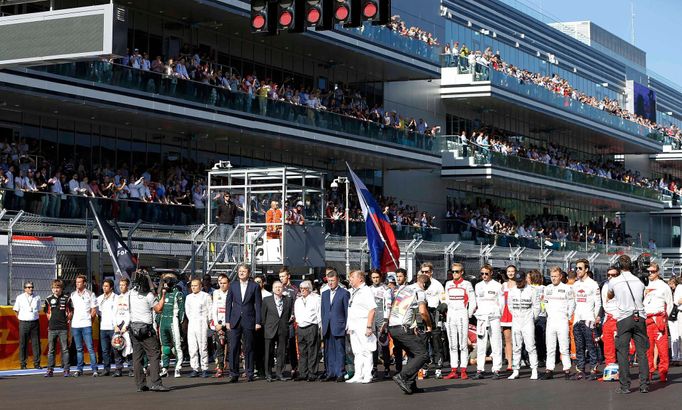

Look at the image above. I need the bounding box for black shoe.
[471,371,485,380]
[150,385,170,392]
[44,369,53,377]
[266,376,274,382]
[102,370,111,377]
[571,371,584,380]
[588,371,599,381]
[34,365,42,370]
[278,376,290,382]
[201,371,209,378]
[541,371,553,380]
[492,371,502,380]
[295,376,308,382]
[113,370,122,377]
[639,385,649,394]
[615,387,631,394]
[564,371,571,380]
[246,376,255,382]
[227,376,239,383]
[307,376,317,382]
[136,386,150,392]
[383,370,391,379]
[393,374,412,395]
[73,371,83,377]
[320,375,333,382]
[189,370,199,378]
[20,365,27,370]
[336,376,346,383]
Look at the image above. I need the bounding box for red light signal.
[362,1,377,19]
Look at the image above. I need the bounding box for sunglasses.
[420,270,431,274]
[607,274,619,278]
[576,267,585,270]
[300,287,311,291]
[647,270,658,273]
[480,272,490,276]
[452,270,462,273]
[25,286,34,289]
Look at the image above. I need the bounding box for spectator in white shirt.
[294,280,321,381]
[13,280,42,369]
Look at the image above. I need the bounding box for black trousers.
[297,325,319,378]
[254,328,265,375]
[265,328,288,377]
[389,326,429,384]
[616,314,649,390]
[574,321,598,371]
[131,331,162,389]
[287,325,298,371]
[229,323,255,378]
[19,320,41,367]
[373,327,392,372]
[213,330,229,371]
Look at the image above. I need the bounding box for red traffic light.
[252,14,266,30]
[306,8,321,24]
[335,5,349,21]
[362,2,377,19]
[279,10,293,26]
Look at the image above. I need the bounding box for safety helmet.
[602,363,619,381]
[111,333,126,351]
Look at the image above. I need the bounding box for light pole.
[331,176,350,274]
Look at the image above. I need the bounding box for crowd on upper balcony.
[386,15,440,46]
[444,200,630,247]
[442,42,682,141]
[92,45,441,139]
[457,127,678,196]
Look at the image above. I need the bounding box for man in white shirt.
[13,280,42,369]
[541,266,575,380]
[601,267,620,367]
[607,255,648,394]
[419,262,445,378]
[472,264,504,379]
[97,279,118,376]
[48,171,63,218]
[571,259,602,380]
[113,278,133,377]
[346,271,376,384]
[294,280,321,381]
[185,278,213,378]
[71,274,99,377]
[643,262,673,383]
[211,274,230,377]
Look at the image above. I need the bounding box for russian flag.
[347,164,400,273]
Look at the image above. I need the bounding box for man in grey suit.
[262,281,294,382]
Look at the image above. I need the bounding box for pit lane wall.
[0,306,99,370]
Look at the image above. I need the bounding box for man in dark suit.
[261,281,294,382]
[225,263,262,382]
[320,269,350,382]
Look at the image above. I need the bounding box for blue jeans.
[72,326,98,372]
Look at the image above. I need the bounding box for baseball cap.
[513,271,526,282]
[296,201,304,207]
[387,274,397,283]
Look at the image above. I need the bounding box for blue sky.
[517,0,681,87]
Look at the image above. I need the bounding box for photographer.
[129,271,169,392]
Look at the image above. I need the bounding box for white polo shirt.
[71,288,97,328]
[347,284,376,333]
[97,292,117,331]
[13,293,41,321]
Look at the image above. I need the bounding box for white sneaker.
[159,368,168,377]
[361,378,373,384]
[530,369,538,380]
[345,377,362,384]
[508,370,519,380]
[174,369,181,378]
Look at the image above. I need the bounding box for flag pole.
[88,201,124,279]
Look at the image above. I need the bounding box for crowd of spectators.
[442,42,682,141]
[386,15,440,46]
[95,46,441,139]
[457,127,679,196]
[444,201,630,247]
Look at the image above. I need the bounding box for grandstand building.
[0,0,681,298]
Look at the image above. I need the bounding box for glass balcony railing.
[441,57,666,143]
[28,61,438,154]
[471,150,662,201]
[338,22,440,64]
[325,219,440,241]
[0,189,441,240]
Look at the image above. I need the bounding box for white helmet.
[602,363,619,381]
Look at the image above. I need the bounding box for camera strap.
[623,277,641,318]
